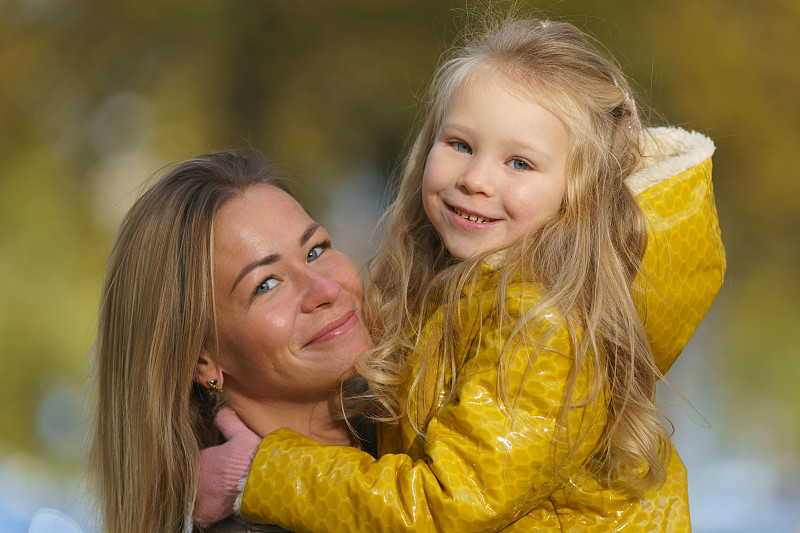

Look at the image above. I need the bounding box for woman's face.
[209,185,372,404]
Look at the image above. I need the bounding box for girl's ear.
[193,348,221,389]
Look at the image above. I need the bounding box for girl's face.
[422,74,569,260]
[207,185,373,405]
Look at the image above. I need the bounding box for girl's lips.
[304,310,359,347]
[447,204,500,227]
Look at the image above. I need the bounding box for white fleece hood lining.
[626,127,715,196]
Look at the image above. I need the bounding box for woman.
[89,151,373,533]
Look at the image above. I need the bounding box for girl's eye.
[255,277,279,295]
[453,141,472,154]
[509,158,531,171]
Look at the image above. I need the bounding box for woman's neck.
[226,393,355,447]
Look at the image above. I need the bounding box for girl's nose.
[300,270,341,313]
[455,159,495,196]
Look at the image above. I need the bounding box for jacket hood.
[627,127,715,196]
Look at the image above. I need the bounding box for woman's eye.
[509,158,531,171]
[453,141,472,154]
[255,277,279,295]
[307,244,326,262]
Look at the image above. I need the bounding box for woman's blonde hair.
[360,16,670,492]
[90,151,287,533]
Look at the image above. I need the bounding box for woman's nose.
[455,158,495,196]
[300,270,341,313]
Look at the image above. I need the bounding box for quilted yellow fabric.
[240,129,725,532]
[634,148,726,374]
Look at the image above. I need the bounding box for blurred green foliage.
[1,0,798,480]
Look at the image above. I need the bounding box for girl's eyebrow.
[230,222,321,294]
[439,121,473,136]
[441,122,553,162]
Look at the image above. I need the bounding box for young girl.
[198,17,724,531]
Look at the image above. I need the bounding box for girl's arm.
[631,128,725,374]
[240,300,603,532]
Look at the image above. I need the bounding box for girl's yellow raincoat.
[238,127,725,532]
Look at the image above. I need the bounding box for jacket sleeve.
[633,154,726,374]
[240,298,603,532]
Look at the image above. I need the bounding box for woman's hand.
[193,407,261,527]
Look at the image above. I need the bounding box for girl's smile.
[421,72,569,260]
[448,203,500,225]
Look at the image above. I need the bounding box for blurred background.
[1,0,798,531]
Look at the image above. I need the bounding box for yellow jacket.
[239,127,725,532]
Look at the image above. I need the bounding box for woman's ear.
[193,348,222,390]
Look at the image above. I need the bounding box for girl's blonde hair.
[359,16,670,492]
[90,152,287,533]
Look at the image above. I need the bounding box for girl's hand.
[193,407,261,527]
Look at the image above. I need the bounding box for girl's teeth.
[454,207,489,223]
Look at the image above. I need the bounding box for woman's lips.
[304,310,359,347]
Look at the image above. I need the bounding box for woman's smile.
[303,310,360,347]
[209,184,373,404]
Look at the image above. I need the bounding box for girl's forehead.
[443,69,572,137]
[446,66,554,112]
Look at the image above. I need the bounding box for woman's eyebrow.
[229,223,321,294]
[231,253,280,294]
[299,222,321,246]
